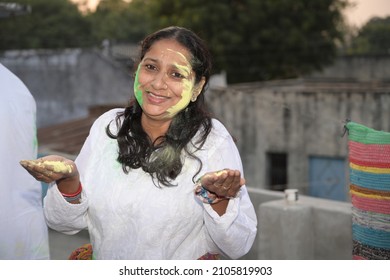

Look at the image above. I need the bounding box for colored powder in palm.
[42,161,73,173]
[215,170,228,177]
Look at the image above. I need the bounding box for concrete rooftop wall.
[207,80,390,196]
[1,49,133,128]
[242,187,352,260]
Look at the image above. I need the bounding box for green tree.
[88,0,130,42]
[0,0,94,50]
[86,0,128,43]
[347,16,390,55]
[86,0,150,44]
[134,0,351,83]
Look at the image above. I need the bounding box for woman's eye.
[145,64,157,71]
[171,72,185,79]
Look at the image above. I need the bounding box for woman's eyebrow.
[173,63,191,75]
[142,57,159,63]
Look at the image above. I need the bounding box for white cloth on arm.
[0,63,50,259]
[44,109,257,259]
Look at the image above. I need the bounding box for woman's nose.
[151,71,168,90]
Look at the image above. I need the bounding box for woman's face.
[134,39,204,121]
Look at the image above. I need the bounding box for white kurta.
[44,109,257,259]
[0,63,50,259]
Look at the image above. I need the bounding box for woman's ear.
[191,77,206,102]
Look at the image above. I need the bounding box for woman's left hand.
[200,169,245,198]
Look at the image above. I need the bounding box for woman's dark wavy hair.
[106,26,213,187]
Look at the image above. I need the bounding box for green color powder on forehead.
[134,64,143,106]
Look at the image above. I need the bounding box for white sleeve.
[0,63,50,259]
[43,184,88,235]
[43,111,106,234]
[43,132,93,234]
[44,109,121,234]
[200,120,258,259]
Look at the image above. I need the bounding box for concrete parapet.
[258,199,313,259]
[244,188,352,260]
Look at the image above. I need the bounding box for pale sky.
[73,0,390,28]
[70,0,100,12]
[345,0,390,27]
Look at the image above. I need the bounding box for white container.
[285,189,299,202]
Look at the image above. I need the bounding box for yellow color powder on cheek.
[166,62,195,117]
[166,78,193,117]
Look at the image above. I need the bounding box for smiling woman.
[134,39,204,122]
[20,26,258,260]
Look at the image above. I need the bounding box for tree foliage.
[85,0,148,44]
[0,0,95,49]
[346,16,390,55]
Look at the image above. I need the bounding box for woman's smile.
[146,90,170,104]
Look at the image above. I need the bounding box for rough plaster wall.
[207,83,390,194]
[309,55,390,82]
[1,49,132,128]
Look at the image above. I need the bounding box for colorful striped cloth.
[346,122,390,260]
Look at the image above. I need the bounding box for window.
[266,152,288,191]
[309,156,347,201]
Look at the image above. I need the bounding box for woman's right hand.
[20,155,80,194]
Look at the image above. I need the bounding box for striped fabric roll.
[346,122,390,260]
